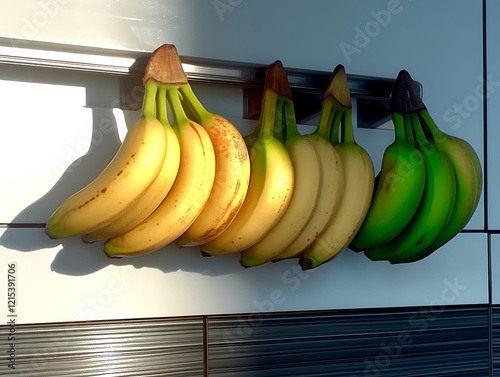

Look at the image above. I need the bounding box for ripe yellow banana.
[239,97,322,267]
[200,89,294,256]
[45,80,168,239]
[176,83,251,247]
[81,86,181,243]
[104,85,216,257]
[301,101,374,270]
[272,98,344,261]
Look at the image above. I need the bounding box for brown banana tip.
[390,69,426,113]
[142,44,188,86]
[44,229,59,240]
[264,60,293,99]
[348,244,362,253]
[81,237,95,245]
[200,250,212,257]
[299,257,313,271]
[323,64,352,108]
[104,252,123,259]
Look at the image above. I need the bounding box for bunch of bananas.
[350,70,483,263]
[45,43,482,270]
[201,62,375,270]
[45,44,251,257]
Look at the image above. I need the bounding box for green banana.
[409,108,482,261]
[364,113,456,263]
[350,113,426,250]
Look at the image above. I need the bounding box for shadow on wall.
[0,64,244,278]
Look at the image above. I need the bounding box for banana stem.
[142,80,158,119]
[418,109,443,139]
[165,86,190,129]
[259,89,279,138]
[274,97,285,142]
[341,109,356,145]
[392,112,406,142]
[404,114,416,145]
[283,97,301,141]
[156,86,171,127]
[329,109,343,145]
[178,84,212,125]
[410,113,428,147]
[316,99,333,138]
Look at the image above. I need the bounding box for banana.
[272,99,344,262]
[45,80,168,239]
[200,88,294,256]
[349,114,426,250]
[239,96,322,267]
[81,86,181,243]
[408,108,482,261]
[300,101,375,270]
[104,85,216,257]
[363,113,456,264]
[175,83,251,247]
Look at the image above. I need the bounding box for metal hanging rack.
[0,38,422,129]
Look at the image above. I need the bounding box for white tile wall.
[0,0,491,323]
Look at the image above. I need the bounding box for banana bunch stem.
[142,80,158,119]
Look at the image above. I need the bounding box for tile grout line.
[482,1,493,376]
[204,315,209,377]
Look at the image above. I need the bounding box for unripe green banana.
[409,108,482,261]
[349,111,426,251]
[364,113,456,263]
[45,80,168,239]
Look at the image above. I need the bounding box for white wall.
[0,0,490,324]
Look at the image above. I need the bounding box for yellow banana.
[301,101,374,270]
[200,89,294,256]
[273,99,344,261]
[176,83,251,247]
[239,97,321,267]
[45,80,168,239]
[81,86,181,243]
[104,85,216,257]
